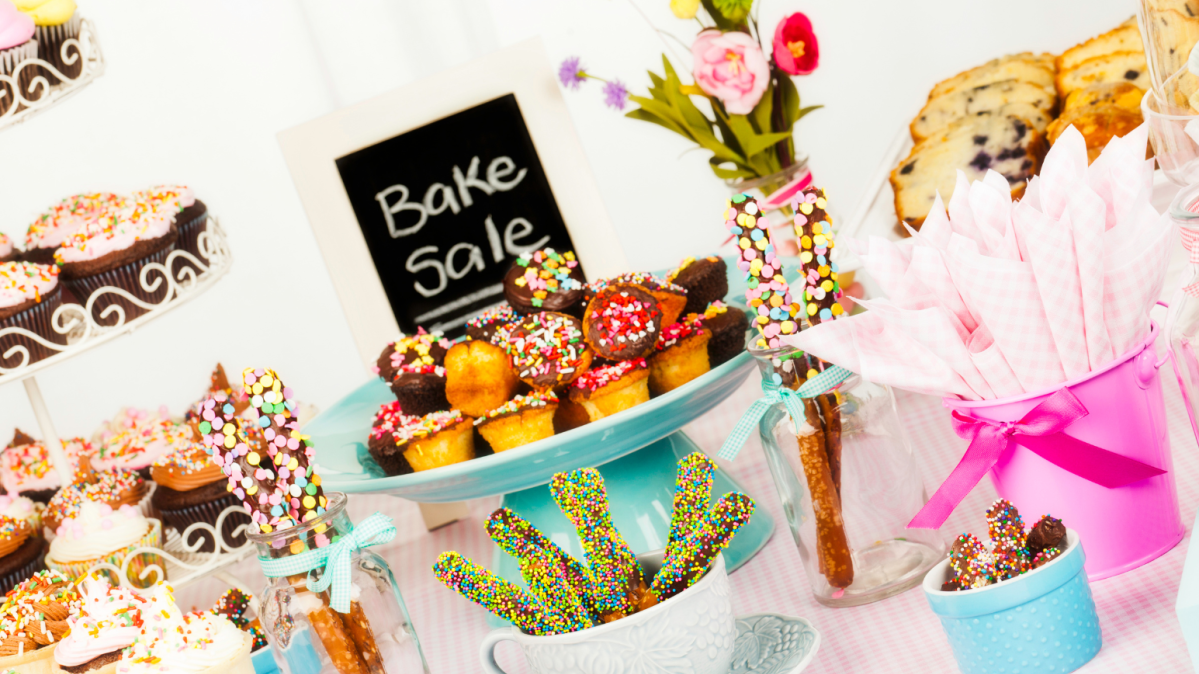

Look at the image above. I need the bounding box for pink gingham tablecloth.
[181,341,1199,673]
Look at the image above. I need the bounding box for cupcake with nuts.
[0,569,80,672]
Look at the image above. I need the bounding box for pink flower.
[691,30,770,115]
[773,13,819,76]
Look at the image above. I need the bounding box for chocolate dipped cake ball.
[502,248,586,315]
[583,283,663,361]
[503,311,593,389]
[1026,514,1066,557]
[375,332,453,417]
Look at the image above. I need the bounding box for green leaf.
[778,75,800,129]
[712,0,752,24]
[625,108,688,136]
[726,114,792,159]
[700,0,737,30]
[710,106,744,157]
[709,157,757,181]
[749,80,773,134]
[796,104,823,121]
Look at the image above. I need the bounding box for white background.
[0,0,1137,442]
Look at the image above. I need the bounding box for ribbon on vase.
[257,512,397,613]
[718,364,853,461]
[907,388,1167,529]
[1179,227,1199,297]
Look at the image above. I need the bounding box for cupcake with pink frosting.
[23,192,126,264]
[0,261,66,368]
[53,574,147,673]
[0,234,16,263]
[91,407,193,479]
[133,185,209,275]
[0,0,36,119]
[2,428,92,503]
[54,194,180,326]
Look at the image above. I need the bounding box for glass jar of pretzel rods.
[750,345,945,607]
[249,492,429,674]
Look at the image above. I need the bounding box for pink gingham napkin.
[967,326,1022,398]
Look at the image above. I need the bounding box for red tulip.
[773,13,819,76]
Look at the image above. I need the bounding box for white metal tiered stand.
[0,17,105,130]
[0,219,256,594]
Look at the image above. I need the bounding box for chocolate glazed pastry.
[502,248,587,316]
[695,303,748,366]
[582,283,663,361]
[669,256,729,316]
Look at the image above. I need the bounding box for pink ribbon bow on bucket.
[908,388,1167,529]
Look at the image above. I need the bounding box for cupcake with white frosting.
[0,261,66,368]
[44,502,162,588]
[116,582,252,674]
[52,574,146,674]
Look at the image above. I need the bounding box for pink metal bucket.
[942,321,1184,580]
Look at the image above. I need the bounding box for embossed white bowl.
[480,551,734,674]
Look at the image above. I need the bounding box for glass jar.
[750,346,945,607]
[249,493,429,674]
[1166,184,1199,445]
[729,159,810,257]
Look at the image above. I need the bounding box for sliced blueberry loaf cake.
[929,53,1055,99]
[891,115,1045,228]
[911,79,1056,142]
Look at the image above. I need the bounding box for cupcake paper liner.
[45,518,163,589]
[64,244,175,327]
[0,40,40,116]
[35,12,82,80]
[0,288,66,369]
[0,538,46,596]
[172,208,211,278]
[0,641,56,672]
[160,492,251,554]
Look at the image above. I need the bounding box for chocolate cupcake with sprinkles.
[588,272,688,327]
[150,437,252,553]
[0,234,16,264]
[374,330,453,417]
[22,192,125,265]
[582,283,663,362]
[502,248,587,316]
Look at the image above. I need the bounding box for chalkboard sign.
[334,94,580,338]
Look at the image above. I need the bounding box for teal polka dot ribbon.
[257,512,397,613]
[718,365,853,461]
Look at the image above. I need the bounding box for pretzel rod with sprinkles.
[550,469,645,620]
[433,552,570,635]
[649,492,755,602]
[725,194,802,351]
[486,508,598,616]
[664,452,715,563]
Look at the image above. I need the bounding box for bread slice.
[1056,24,1143,72]
[912,79,1056,141]
[1062,81,1144,112]
[1145,0,1199,19]
[929,54,1056,99]
[1046,104,1149,163]
[891,115,1045,228]
[1142,9,1199,79]
[1056,51,1150,96]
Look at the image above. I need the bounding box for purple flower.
[602,79,628,110]
[558,57,587,90]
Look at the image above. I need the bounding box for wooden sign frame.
[278,37,628,367]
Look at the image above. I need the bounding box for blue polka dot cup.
[922,529,1101,674]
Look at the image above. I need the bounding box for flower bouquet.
[559,0,822,251]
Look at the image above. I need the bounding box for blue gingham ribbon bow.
[718,365,853,461]
[257,512,396,613]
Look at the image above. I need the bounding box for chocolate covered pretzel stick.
[433,551,569,635]
[551,469,645,620]
[664,452,716,562]
[725,194,802,352]
[649,492,755,602]
[487,508,598,617]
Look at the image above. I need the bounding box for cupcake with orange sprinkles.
[475,391,559,452]
[2,429,91,503]
[0,261,66,369]
[648,320,712,395]
[569,357,651,422]
[22,193,125,265]
[90,407,194,479]
[0,514,44,596]
[54,193,181,325]
[42,458,147,533]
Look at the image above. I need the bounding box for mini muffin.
[466,303,519,342]
[2,429,91,503]
[151,441,252,553]
[668,256,729,316]
[43,461,147,533]
[503,311,593,389]
[474,391,559,452]
[367,401,414,476]
[375,331,453,416]
[0,515,45,596]
[589,272,687,327]
[91,407,193,479]
[368,409,475,474]
[54,195,180,325]
[648,321,712,395]
[582,283,663,361]
[553,398,592,433]
[22,193,124,265]
[686,301,748,366]
[445,339,521,417]
[0,233,17,263]
[136,185,211,279]
[502,248,586,315]
[0,261,65,368]
[569,358,651,422]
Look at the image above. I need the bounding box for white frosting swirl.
[0,262,58,310]
[116,583,249,673]
[49,502,150,563]
[55,575,146,667]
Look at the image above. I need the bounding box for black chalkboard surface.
[335,94,580,338]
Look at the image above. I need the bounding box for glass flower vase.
[248,492,429,674]
[750,346,945,607]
